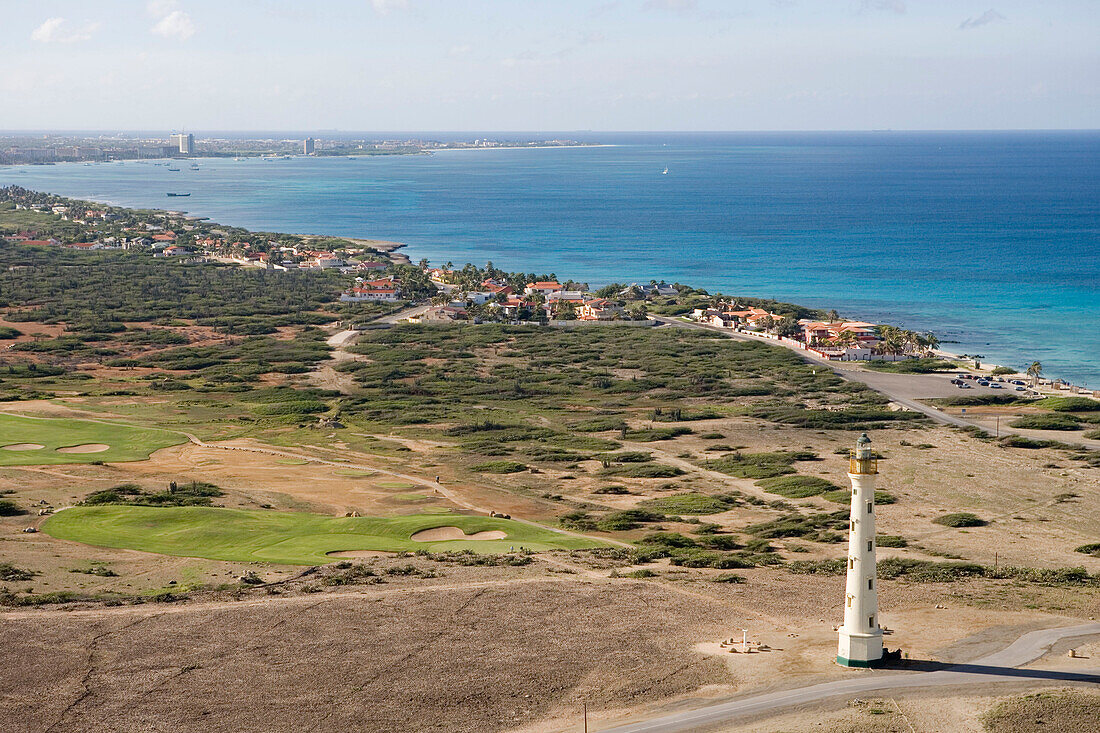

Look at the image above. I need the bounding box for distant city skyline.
[2,1,1097,131]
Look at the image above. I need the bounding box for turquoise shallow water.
[2,131,1098,386]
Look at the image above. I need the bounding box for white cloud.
[152,10,195,39]
[31,17,101,43]
[959,9,1005,30]
[370,0,408,14]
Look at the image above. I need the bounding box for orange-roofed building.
[524,281,562,295]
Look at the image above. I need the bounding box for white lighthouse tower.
[837,432,884,667]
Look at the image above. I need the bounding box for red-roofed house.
[525,281,562,295]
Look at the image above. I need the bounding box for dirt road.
[598,623,1100,733]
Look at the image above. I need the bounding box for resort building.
[340,277,403,302]
[170,133,194,155]
[525,281,563,295]
[577,299,625,321]
[802,321,879,347]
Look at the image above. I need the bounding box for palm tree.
[831,330,859,350]
[1026,361,1043,386]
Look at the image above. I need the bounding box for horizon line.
[1,128,1099,135]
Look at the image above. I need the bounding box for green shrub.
[639,532,699,548]
[743,510,848,541]
[623,569,658,578]
[592,486,631,495]
[712,573,745,583]
[786,559,846,575]
[990,366,1017,376]
[933,512,987,528]
[708,450,815,479]
[750,405,926,430]
[755,475,841,499]
[597,509,666,531]
[623,426,693,442]
[83,481,223,508]
[469,460,528,474]
[595,451,652,463]
[1033,396,1100,412]
[999,435,1060,449]
[600,463,685,478]
[0,563,36,581]
[0,499,26,516]
[1075,543,1100,557]
[640,493,737,515]
[876,535,909,548]
[1008,414,1081,431]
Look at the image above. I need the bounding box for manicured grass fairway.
[0,414,187,465]
[43,506,601,565]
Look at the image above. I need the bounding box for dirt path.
[598,623,1100,733]
[0,575,574,623]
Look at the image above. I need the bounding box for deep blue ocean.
[2,131,1097,387]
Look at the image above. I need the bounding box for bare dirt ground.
[3,557,1096,733]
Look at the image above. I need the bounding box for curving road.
[598,623,1100,733]
[650,316,1100,451]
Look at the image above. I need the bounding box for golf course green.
[42,506,601,565]
[0,413,187,465]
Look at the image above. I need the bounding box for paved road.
[651,316,1100,451]
[599,623,1100,733]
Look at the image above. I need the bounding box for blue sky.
[2,0,1097,131]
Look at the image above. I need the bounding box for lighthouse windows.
[846,595,853,608]
[868,578,874,590]
[867,540,873,552]
[869,615,875,629]
[848,557,855,569]
[867,502,873,514]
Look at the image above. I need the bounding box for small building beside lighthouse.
[837,432,885,667]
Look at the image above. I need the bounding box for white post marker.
[837,432,885,668]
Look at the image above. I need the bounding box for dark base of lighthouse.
[835,654,883,668]
[836,648,901,668]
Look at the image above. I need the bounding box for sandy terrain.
[3,558,1095,733]
[56,444,111,454]
[2,443,44,451]
[411,527,510,541]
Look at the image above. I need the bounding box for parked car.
[959,383,972,389]
[990,383,1003,389]
[1015,386,1026,391]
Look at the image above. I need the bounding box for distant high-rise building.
[303,137,316,155]
[170,133,194,155]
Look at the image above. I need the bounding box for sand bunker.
[411,527,508,542]
[326,550,397,559]
[56,444,111,454]
[2,443,45,451]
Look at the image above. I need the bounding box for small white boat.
[662,167,669,175]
